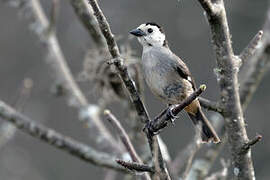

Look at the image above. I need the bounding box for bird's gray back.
[141,47,194,104]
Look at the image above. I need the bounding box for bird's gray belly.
[144,68,190,105]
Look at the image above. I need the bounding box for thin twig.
[0,100,128,173]
[240,135,262,154]
[104,111,151,180]
[239,30,263,64]
[199,97,224,114]
[69,0,106,47]
[116,159,154,173]
[104,110,142,163]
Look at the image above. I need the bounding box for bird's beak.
[129,29,146,37]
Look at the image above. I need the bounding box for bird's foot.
[143,120,160,137]
[167,105,179,125]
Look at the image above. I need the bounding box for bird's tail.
[188,108,220,143]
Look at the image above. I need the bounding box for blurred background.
[0,0,269,179]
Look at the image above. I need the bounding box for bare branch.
[146,85,206,135]
[104,110,141,163]
[0,100,128,173]
[186,24,270,179]
[87,0,149,123]
[198,0,221,16]
[69,0,106,47]
[87,0,170,178]
[239,30,263,64]
[199,97,224,113]
[5,0,118,152]
[116,159,154,173]
[240,44,270,111]
[197,0,255,178]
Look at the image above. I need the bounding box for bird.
[129,22,220,143]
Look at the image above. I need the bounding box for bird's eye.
[147,28,153,33]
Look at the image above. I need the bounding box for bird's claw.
[143,119,162,136]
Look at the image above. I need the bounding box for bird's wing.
[171,53,196,90]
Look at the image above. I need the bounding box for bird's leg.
[143,120,164,136]
[167,104,179,125]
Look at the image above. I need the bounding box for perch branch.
[146,85,206,135]
[116,159,154,173]
[0,100,127,173]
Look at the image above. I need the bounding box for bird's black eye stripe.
[147,28,153,33]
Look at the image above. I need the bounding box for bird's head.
[129,22,167,48]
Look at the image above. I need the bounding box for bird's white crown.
[133,23,166,48]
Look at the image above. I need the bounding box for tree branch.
[146,85,206,135]
[5,0,119,152]
[104,110,142,163]
[116,159,154,173]
[199,97,224,113]
[69,0,106,47]
[239,30,263,64]
[87,0,170,179]
[104,110,151,180]
[197,0,255,179]
[0,100,128,173]
[87,0,149,123]
[240,135,262,155]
